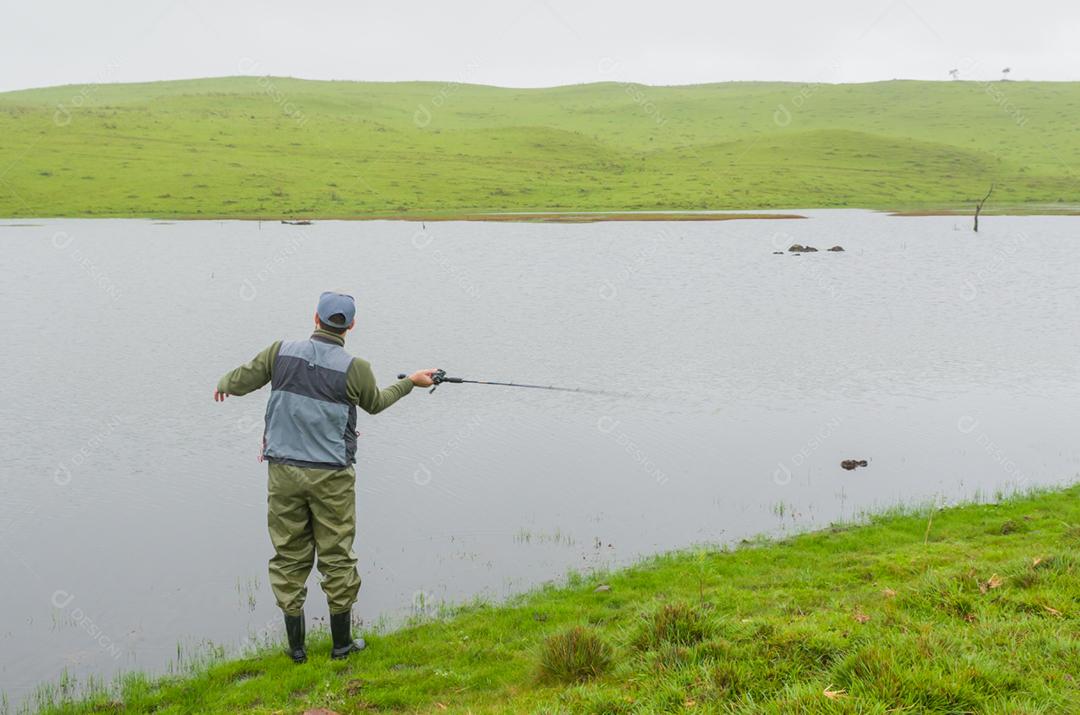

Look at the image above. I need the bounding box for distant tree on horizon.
[949,68,959,80]
[1002,67,1012,80]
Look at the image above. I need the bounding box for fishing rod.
[397,369,615,396]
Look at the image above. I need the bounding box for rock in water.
[841,459,869,471]
[828,245,845,252]
[788,244,820,253]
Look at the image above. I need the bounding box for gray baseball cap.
[317,291,356,329]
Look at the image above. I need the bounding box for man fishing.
[213,291,437,663]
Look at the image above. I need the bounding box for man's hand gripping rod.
[398,369,460,393]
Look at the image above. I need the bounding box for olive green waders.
[267,462,361,616]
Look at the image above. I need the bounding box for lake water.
[1,211,1078,706]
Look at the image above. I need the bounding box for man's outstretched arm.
[348,359,437,415]
[214,341,282,401]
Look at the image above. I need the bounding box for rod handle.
[399,370,449,382]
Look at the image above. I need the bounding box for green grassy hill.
[1,77,1078,217]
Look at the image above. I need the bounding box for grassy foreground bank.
[2,78,1080,218]
[28,485,1079,714]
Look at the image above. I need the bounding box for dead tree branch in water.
[973,183,994,232]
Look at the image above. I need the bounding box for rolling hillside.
[1,77,1078,217]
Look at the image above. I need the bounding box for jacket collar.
[310,329,346,347]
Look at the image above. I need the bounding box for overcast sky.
[3,0,1078,93]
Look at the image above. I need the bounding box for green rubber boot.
[284,611,307,664]
[329,611,366,659]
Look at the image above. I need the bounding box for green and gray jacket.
[217,329,414,468]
